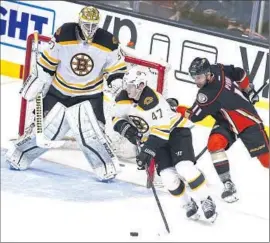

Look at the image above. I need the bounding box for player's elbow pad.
[20,65,53,101]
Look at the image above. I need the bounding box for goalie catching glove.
[113,119,141,145]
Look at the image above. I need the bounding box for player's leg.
[6,99,69,170]
[65,100,119,182]
[169,127,217,222]
[239,123,269,168]
[207,123,238,203]
[155,146,199,220]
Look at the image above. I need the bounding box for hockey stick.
[31,31,65,149]
[194,80,269,162]
[135,141,170,234]
[252,80,269,101]
[145,163,170,234]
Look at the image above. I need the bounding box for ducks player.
[5,6,126,181]
[111,66,218,222]
[176,57,269,202]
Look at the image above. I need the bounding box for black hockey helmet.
[189,57,211,78]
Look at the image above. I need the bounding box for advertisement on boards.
[0,0,55,50]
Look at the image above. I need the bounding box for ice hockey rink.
[1,76,269,242]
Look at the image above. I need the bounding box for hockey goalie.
[5,6,126,181]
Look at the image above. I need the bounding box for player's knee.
[175,160,206,190]
[257,153,269,168]
[207,134,228,152]
[160,167,185,196]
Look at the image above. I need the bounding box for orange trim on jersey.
[238,73,249,89]
[198,64,225,107]
[226,110,257,133]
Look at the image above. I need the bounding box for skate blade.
[189,213,200,221]
[223,194,239,203]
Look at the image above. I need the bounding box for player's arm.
[20,25,63,101]
[111,90,141,145]
[97,31,127,86]
[223,65,249,90]
[223,65,259,104]
[104,47,127,86]
[176,92,221,123]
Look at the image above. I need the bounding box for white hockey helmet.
[122,66,149,99]
[78,6,100,40]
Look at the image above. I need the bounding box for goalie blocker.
[6,93,120,181]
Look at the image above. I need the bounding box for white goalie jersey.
[38,22,126,97]
[112,86,192,148]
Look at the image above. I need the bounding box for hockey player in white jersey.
[5,6,126,181]
[111,66,218,222]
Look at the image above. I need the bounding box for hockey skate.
[183,198,200,220]
[221,180,239,203]
[201,196,218,223]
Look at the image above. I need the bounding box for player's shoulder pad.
[138,86,159,111]
[196,84,219,106]
[92,28,119,51]
[54,22,78,43]
[115,90,133,103]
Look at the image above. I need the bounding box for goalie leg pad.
[43,102,70,140]
[6,132,46,170]
[6,102,69,170]
[66,101,120,181]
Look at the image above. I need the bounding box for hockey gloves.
[114,120,140,145]
[166,98,179,111]
[244,83,259,104]
[136,146,156,169]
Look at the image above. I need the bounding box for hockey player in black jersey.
[176,57,269,203]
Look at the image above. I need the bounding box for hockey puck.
[130,232,139,237]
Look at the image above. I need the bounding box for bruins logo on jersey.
[70,53,94,76]
[144,97,153,105]
[129,115,149,133]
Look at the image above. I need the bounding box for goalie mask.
[122,67,149,100]
[78,6,100,41]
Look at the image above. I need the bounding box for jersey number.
[152,108,163,120]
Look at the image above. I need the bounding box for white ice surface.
[1,77,269,242]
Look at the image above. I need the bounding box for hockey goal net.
[18,33,171,160]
